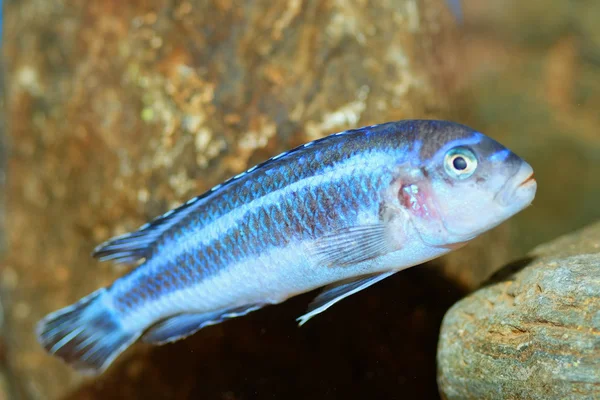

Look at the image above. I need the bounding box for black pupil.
[453,156,468,171]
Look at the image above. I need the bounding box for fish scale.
[119,164,389,310]
[156,130,388,246]
[35,120,537,375]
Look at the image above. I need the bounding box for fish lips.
[495,162,537,208]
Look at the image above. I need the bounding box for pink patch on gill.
[399,183,438,220]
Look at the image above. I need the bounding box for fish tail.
[36,288,139,375]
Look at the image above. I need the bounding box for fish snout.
[497,162,537,207]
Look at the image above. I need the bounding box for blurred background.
[0,0,598,399]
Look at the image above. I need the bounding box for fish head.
[398,121,537,248]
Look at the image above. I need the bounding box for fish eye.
[444,147,478,179]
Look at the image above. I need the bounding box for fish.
[36,119,537,375]
[445,0,463,23]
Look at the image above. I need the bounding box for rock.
[0,23,12,400]
[437,221,600,400]
[1,0,463,398]
[0,60,6,256]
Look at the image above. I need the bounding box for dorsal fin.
[92,194,208,264]
[92,123,384,265]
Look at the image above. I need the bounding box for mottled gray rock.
[437,221,600,400]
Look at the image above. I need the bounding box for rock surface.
[1,0,462,399]
[0,28,14,400]
[437,221,600,400]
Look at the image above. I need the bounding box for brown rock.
[1,0,462,398]
[437,221,600,400]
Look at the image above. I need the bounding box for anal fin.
[142,304,265,345]
[297,271,397,326]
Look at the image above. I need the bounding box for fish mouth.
[496,162,537,207]
[518,172,536,188]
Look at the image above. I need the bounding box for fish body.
[37,120,537,374]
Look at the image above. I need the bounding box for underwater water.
[0,0,598,399]
[456,0,600,255]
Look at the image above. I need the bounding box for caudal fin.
[36,289,139,375]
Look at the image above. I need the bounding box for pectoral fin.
[310,224,393,268]
[297,271,397,326]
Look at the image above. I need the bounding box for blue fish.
[36,120,536,374]
[445,0,463,23]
